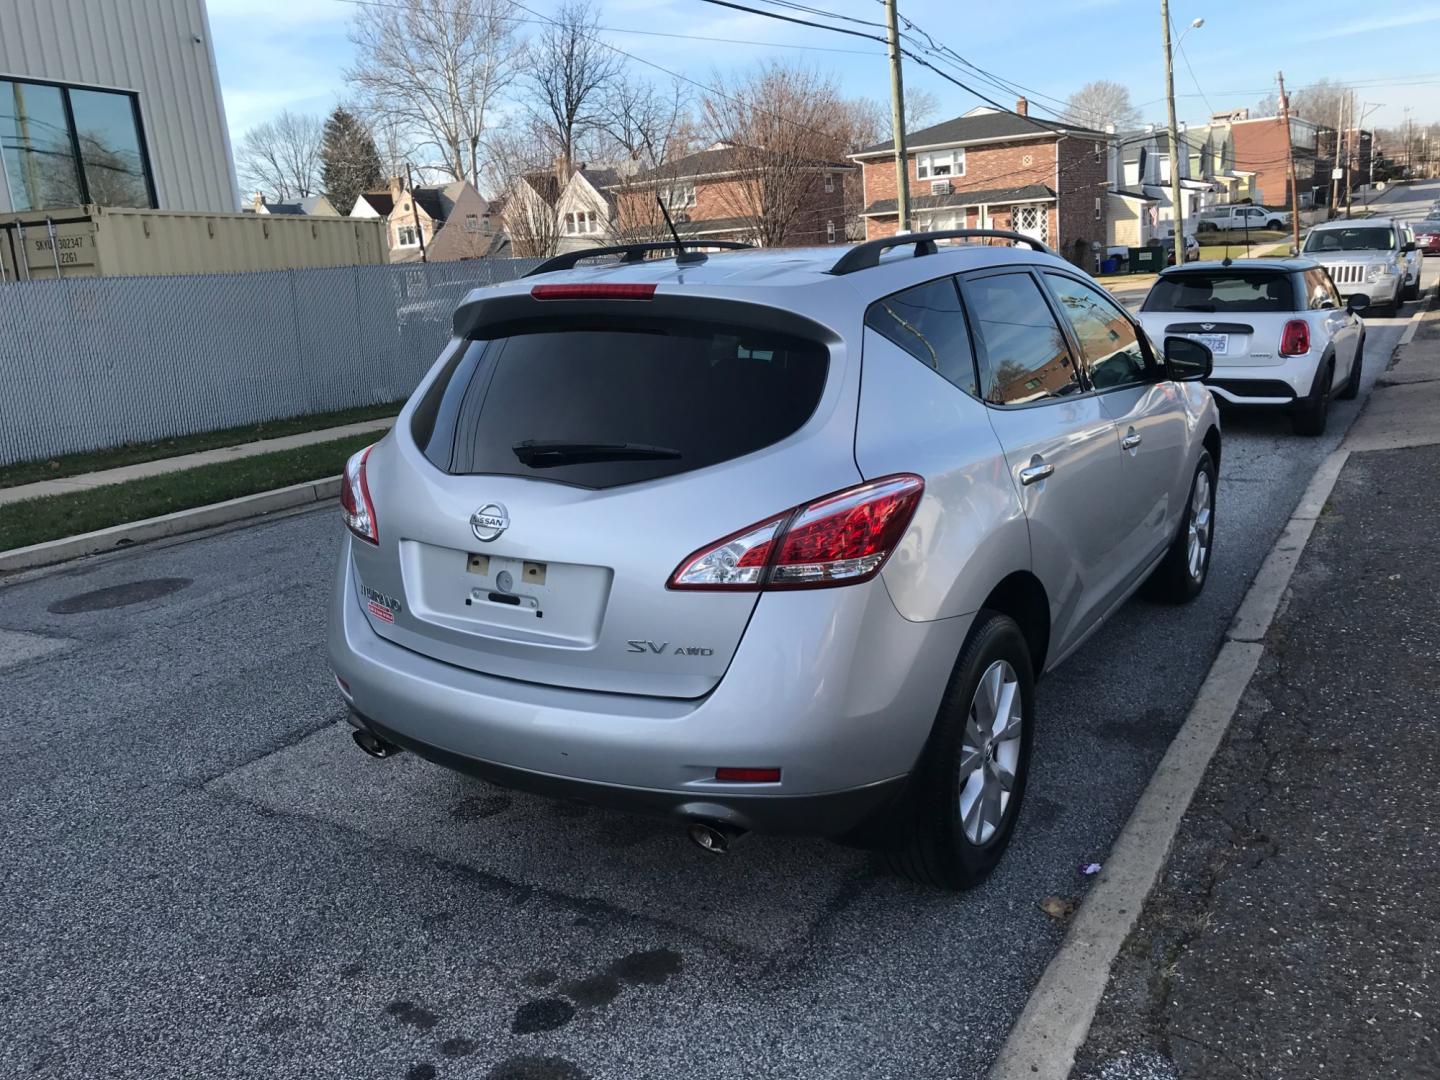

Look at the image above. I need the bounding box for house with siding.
[848,99,1110,269]
[554,166,620,253]
[350,177,498,261]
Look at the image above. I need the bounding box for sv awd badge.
[627,640,715,657]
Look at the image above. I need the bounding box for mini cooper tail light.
[714,767,782,783]
[1279,319,1311,357]
[340,444,379,545]
[667,475,924,591]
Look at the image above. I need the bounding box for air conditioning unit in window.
[931,180,953,195]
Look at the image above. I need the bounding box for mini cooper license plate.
[1193,333,1228,354]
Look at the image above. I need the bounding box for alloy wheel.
[958,660,1024,845]
[1187,470,1213,582]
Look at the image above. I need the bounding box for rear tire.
[1338,335,1365,400]
[1292,361,1333,436]
[1143,452,1216,604]
[884,611,1035,891]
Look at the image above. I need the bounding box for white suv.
[1302,218,1416,313]
[1139,258,1365,435]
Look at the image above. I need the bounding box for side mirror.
[1164,336,1213,382]
[1402,241,1417,253]
[1347,293,1370,312]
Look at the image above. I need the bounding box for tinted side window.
[965,273,1084,405]
[1044,273,1150,390]
[1303,268,1337,310]
[864,277,978,396]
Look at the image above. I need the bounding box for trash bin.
[1100,256,1120,274]
[1129,246,1164,273]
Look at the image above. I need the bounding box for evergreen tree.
[320,107,383,213]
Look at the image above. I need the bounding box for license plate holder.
[1192,333,1228,355]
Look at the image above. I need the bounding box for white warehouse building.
[0,0,237,215]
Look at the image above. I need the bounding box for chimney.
[387,174,406,204]
[1016,96,1028,117]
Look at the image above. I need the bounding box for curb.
[986,317,1416,1077]
[0,476,339,574]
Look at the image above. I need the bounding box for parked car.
[329,231,1221,890]
[1301,217,1416,313]
[1139,258,1365,436]
[1414,218,1440,256]
[1196,205,1289,232]
[1398,222,1424,293]
[1161,233,1201,265]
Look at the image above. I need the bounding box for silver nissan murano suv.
[328,231,1222,889]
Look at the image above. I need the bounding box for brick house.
[1229,114,1328,210]
[350,177,499,261]
[849,99,1110,270]
[611,143,852,247]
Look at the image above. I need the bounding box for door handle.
[1019,462,1054,486]
[1121,432,1143,450]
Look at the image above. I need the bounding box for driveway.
[1,251,1435,1080]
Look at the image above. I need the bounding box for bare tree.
[237,111,323,201]
[699,61,854,247]
[598,75,692,170]
[347,0,522,186]
[485,126,563,258]
[1062,80,1141,131]
[521,1,623,179]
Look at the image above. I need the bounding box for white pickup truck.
[1196,205,1289,232]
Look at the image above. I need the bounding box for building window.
[1094,197,1102,220]
[1094,141,1103,164]
[396,225,420,247]
[565,210,599,234]
[661,183,696,209]
[826,220,836,243]
[915,148,965,179]
[824,172,834,193]
[465,213,479,233]
[0,78,156,211]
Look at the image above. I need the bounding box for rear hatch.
[1140,267,1296,365]
[349,283,859,699]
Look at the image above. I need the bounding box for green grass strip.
[0,401,403,490]
[0,432,380,552]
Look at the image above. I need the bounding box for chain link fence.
[0,257,542,466]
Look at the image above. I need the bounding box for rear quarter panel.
[853,330,1029,622]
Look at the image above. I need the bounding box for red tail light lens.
[667,475,924,591]
[340,444,379,544]
[714,767,782,783]
[1279,319,1311,357]
[530,283,656,301]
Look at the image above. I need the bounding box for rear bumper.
[328,535,968,836]
[348,706,909,834]
[1204,354,1319,406]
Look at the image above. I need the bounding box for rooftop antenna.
[656,195,706,265]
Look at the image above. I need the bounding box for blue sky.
[207,0,1440,149]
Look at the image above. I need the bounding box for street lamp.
[1162,7,1204,246]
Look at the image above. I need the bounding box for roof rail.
[828,229,1058,275]
[524,240,753,278]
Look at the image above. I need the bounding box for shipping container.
[0,205,388,281]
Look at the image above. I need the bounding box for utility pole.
[406,162,428,263]
[883,0,911,232]
[1330,92,1344,215]
[1277,71,1301,256]
[1161,0,1184,249]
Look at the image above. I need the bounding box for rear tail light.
[340,444,379,544]
[714,767,781,783]
[668,474,923,591]
[1279,319,1311,357]
[530,283,656,301]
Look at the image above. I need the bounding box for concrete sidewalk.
[1071,300,1440,1079]
[0,417,393,508]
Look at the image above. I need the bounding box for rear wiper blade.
[511,440,682,466]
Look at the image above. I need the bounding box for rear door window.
[1044,273,1151,390]
[414,320,828,488]
[1143,271,1294,313]
[963,272,1085,405]
[1303,268,1339,310]
[864,276,978,396]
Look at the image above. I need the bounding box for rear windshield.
[1303,227,1395,253]
[411,320,828,488]
[1142,271,1294,313]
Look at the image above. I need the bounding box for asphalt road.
[2,185,1436,1080]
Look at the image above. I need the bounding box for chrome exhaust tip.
[352,728,402,759]
[687,821,745,854]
